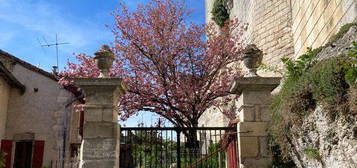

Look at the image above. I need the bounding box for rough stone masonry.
[75,46,126,168]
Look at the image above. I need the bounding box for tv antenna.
[40,34,69,73]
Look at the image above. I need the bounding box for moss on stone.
[303,147,321,160]
[327,22,357,45]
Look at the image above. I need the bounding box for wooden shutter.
[31,140,45,168]
[0,140,13,168]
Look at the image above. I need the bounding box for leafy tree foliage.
[60,0,246,128]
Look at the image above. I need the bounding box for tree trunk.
[185,129,199,148]
[184,122,199,148]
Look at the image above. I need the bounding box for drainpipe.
[62,106,68,168]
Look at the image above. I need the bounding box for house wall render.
[0,78,10,140]
[0,53,77,167]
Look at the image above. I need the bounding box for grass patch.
[303,147,321,160]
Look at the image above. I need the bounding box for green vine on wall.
[211,0,229,28]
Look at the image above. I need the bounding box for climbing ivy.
[211,0,229,28]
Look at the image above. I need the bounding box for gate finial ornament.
[94,45,115,78]
[242,44,263,77]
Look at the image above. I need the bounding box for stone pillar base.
[231,77,281,168]
[74,78,126,168]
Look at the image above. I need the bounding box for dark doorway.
[14,141,33,168]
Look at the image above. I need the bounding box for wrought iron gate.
[120,127,237,168]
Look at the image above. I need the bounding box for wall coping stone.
[230,76,281,94]
[73,78,127,95]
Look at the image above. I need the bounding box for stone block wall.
[202,0,294,127]
[206,0,357,75]
[206,0,295,77]
[236,90,273,167]
[230,77,280,168]
[237,0,295,76]
[198,106,230,127]
[291,0,357,57]
[201,0,357,130]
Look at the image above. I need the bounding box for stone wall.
[202,0,357,135]
[204,1,357,167]
[231,77,280,168]
[206,0,295,77]
[68,105,82,145]
[291,0,357,57]
[198,107,230,127]
[0,77,10,140]
[206,0,357,75]
[202,0,295,127]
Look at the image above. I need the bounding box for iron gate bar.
[120,126,237,168]
[177,129,181,168]
[121,127,236,130]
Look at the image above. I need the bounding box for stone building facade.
[201,0,357,126]
[203,0,356,167]
[207,0,356,75]
[0,50,83,168]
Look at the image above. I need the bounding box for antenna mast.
[40,34,69,73]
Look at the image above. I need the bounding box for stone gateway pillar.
[74,46,126,168]
[230,45,281,168]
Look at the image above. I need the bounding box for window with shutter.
[31,140,45,168]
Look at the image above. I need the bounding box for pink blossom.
[60,0,245,127]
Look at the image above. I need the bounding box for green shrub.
[269,41,357,160]
[281,47,321,80]
[211,0,229,28]
[345,41,357,86]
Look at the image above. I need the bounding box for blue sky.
[0,0,205,126]
[0,0,205,71]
